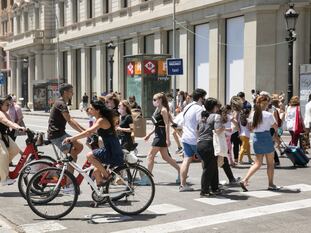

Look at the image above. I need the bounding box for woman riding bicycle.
[0,96,26,186]
[63,100,124,186]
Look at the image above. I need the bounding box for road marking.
[194,196,237,205]
[111,198,311,233]
[0,216,16,233]
[19,221,66,233]
[284,184,311,192]
[240,190,281,198]
[147,204,186,214]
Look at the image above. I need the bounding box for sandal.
[240,181,248,192]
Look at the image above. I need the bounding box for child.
[221,105,235,166]
[238,109,253,164]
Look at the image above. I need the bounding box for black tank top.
[152,110,165,127]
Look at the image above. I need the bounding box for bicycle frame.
[46,159,133,198]
[9,139,40,179]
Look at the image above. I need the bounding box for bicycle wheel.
[18,160,53,199]
[26,167,78,219]
[107,164,155,215]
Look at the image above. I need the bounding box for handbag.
[173,103,197,128]
[294,106,304,134]
[213,130,228,158]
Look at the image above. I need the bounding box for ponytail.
[252,104,263,128]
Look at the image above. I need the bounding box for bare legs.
[86,152,109,185]
[147,146,180,177]
[180,157,193,186]
[241,152,275,188]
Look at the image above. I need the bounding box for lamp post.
[284,3,299,104]
[107,41,116,93]
[172,0,177,115]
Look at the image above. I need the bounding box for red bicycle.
[4,129,55,194]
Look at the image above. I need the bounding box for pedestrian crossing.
[17,183,311,233]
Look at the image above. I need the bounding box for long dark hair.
[253,95,269,128]
[91,100,116,134]
[201,98,219,123]
[154,92,170,113]
[240,109,250,127]
[219,105,231,124]
[0,96,11,110]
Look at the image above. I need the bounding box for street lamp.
[284,3,299,103]
[107,41,116,93]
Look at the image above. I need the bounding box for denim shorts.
[50,133,72,153]
[182,142,197,158]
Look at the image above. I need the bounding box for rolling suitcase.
[284,146,310,167]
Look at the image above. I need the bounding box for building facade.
[3,0,311,109]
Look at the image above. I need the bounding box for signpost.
[0,72,4,85]
[166,58,183,76]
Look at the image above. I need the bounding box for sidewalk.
[22,109,89,120]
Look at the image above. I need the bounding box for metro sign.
[144,60,157,75]
[127,62,134,76]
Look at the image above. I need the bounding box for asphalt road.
[0,115,311,233]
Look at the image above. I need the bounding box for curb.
[22,111,88,120]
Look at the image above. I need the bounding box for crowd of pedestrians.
[0,84,310,200]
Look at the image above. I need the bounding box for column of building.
[27,54,35,109]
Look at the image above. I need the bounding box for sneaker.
[1,178,16,186]
[179,185,194,192]
[136,175,151,186]
[61,184,76,195]
[229,177,241,185]
[175,147,183,154]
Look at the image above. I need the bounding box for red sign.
[144,60,157,75]
[127,62,134,76]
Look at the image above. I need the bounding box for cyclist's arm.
[62,112,85,132]
[0,111,24,130]
[70,118,108,141]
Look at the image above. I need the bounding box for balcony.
[5,29,49,51]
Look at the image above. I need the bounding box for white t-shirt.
[224,114,233,136]
[252,111,276,132]
[181,102,204,145]
[240,124,251,138]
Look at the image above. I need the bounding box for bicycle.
[18,137,95,199]
[25,146,155,219]
[5,129,55,190]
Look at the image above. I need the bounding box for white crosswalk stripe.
[194,196,237,205]
[111,198,311,233]
[239,190,281,198]
[147,204,186,214]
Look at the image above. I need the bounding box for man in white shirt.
[179,89,206,192]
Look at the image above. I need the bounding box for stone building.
[3,0,311,109]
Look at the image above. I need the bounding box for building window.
[16,15,21,34]
[76,49,82,105]
[167,30,180,57]
[10,18,13,34]
[87,0,95,19]
[1,21,7,35]
[1,0,7,10]
[23,12,28,32]
[103,0,109,13]
[63,51,68,83]
[121,0,128,8]
[72,0,79,23]
[124,39,133,56]
[226,16,244,103]
[144,34,154,54]
[90,46,97,97]
[35,8,40,29]
[59,1,65,27]
[194,24,209,90]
